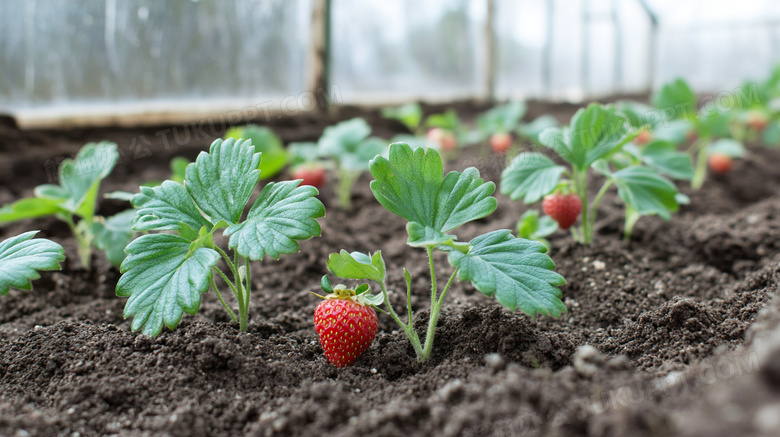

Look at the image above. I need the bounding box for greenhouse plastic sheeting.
[330,0,487,103]
[2,0,780,125]
[0,0,311,120]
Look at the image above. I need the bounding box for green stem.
[243,256,252,312]
[623,207,641,245]
[572,167,590,244]
[63,215,92,269]
[336,168,359,210]
[210,274,237,322]
[233,251,248,332]
[213,249,246,331]
[419,269,458,361]
[380,280,422,356]
[587,179,613,241]
[691,147,709,190]
[427,247,437,312]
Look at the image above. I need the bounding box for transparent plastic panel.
[650,0,780,91]
[331,0,487,103]
[496,0,651,101]
[0,0,310,115]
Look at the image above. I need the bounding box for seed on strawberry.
[542,193,582,230]
[708,152,733,174]
[314,290,378,367]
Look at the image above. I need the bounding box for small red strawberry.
[490,132,513,154]
[292,163,326,188]
[427,128,457,151]
[314,288,378,367]
[746,110,768,132]
[708,153,733,174]
[542,193,582,230]
[634,129,652,145]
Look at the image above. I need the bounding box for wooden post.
[307,0,331,113]
[485,0,496,102]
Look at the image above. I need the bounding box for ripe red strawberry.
[490,132,513,154]
[292,163,326,188]
[542,193,582,230]
[314,292,378,367]
[634,129,652,145]
[708,153,732,174]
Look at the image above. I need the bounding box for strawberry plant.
[317,118,387,209]
[0,142,135,269]
[648,78,745,189]
[225,125,288,180]
[118,138,325,337]
[0,231,65,295]
[320,142,566,363]
[501,103,685,244]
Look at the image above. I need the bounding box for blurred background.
[1,0,779,127]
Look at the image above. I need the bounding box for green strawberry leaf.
[116,233,219,337]
[706,139,745,158]
[541,104,634,169]
[132,180,212,233]
[287,142,321,167]
[762,122,780,146]
[370,142,497,244]
[185,138,262,225]
[652,78,697,121]
[478,101,526,134]
[93,209,137,267]
[611,166,680,220]
[424,109,460,131]
[696,107,732,138]
[616,100,656,128]
[569,104,633,169]
[517,114,558,143]
[0,197,66,225]
[406,222,457,247]
[0,231,65,295]
[447,230,566,317]
[224,125,288,180]
[500,153,566,203]
[381,102,423,131]
[638,141,695,180]
[340,137,388,172]
[318,118,372,157]
[36,141,119,223]
[224,180,325,260]
[651,119,692,144]
[516,210,557,240]
[326,250,386,283]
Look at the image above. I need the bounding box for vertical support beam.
[307,0,331,112]
[638,0,659,93]
[612,0,623,92]
[485,0,496,102]
[581,0,590,98]
[543,0,554,98]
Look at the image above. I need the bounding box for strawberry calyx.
[315,275,384,307]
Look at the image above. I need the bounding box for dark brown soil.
[1,100,780,436]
